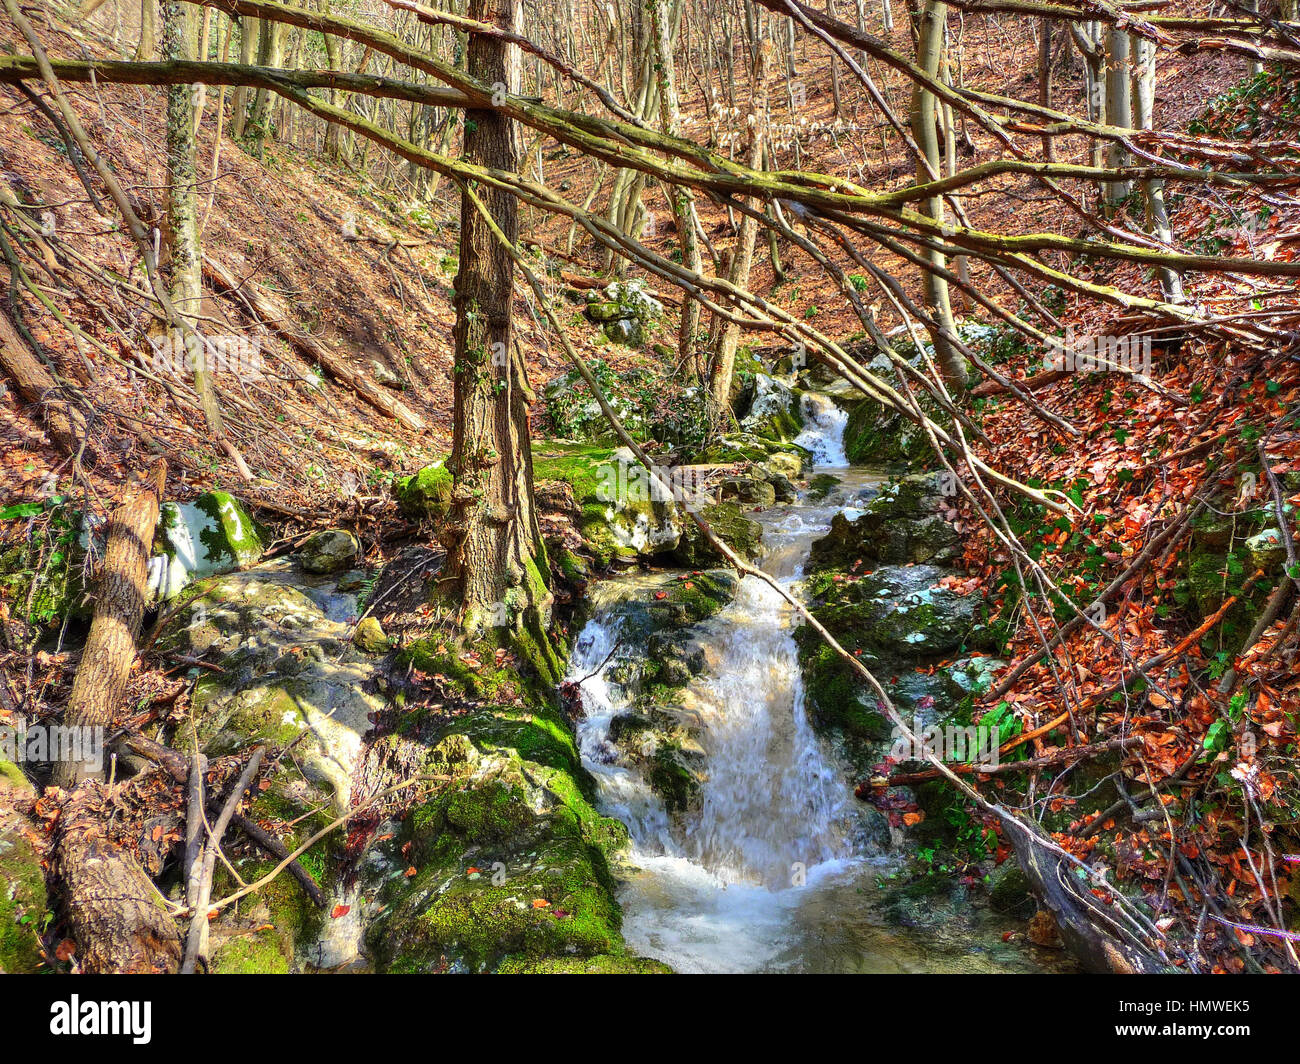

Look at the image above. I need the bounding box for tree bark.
[709,32,770,409]
[0,307,85,452]
[910,0,966,387]
[52,460,166,789]
[444,0,552,642]
[52,781,183,973]
[163,0,225,441]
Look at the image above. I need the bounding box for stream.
[566,393,1072,973]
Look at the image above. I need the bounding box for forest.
[0,0,1297,985]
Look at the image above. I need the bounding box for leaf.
[531,898,550,909]
[0,502,43,520]
[331,904,351,919]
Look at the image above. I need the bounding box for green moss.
[210,930,291,974]
[648,745,700,814]
[395,459,452,520]
[0,815,48,974]
[670,502,762,566]
[191,491,266,567]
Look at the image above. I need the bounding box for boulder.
[154,559,381,813]
[808,472,960,570]
[395,461,452,521]
[150,491,265,600]
[300,529,361,574]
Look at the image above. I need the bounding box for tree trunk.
[231,16,256,140]
[162,0,224,441]
[910,0,966,387]
[444,0,553,649]
[650,0,704,380]
[1103,26,1133,210]
[134,0,157,60]
[53,781,183,973]
[0,307,85,452]
[1133,36,1182,302]
[709,33,770,409]
[52,460,166,789]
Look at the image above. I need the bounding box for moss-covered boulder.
[796,563,993,778]
[395,460,452,521]
[300,529,361,574]
[720,474,777,507]
[669,502,763,567]
[151,491,265,600]
[808,472,960,570]
[699,432,807,479]
[362,664,661,973]
[812,565,984,659]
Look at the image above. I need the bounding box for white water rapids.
[566,393,1064,973]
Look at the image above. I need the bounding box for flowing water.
[567,394,1067,973]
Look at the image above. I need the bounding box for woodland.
[0,0,1298,978]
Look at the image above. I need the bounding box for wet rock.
[300,529,361,574]
[738,373,802,442]
[808,472,960,570]
[987,861,1036,918]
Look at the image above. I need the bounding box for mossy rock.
[808,472,958,573]
[0,531,88,629]
[299,529,361,574]
[669,502,763,567]
[155,564,381,813]
[208,784,334,972]
[737,373,803,442]
[353,616,390,654]
[987,860,1036,918]
[395,460,452,521]
[153,491,266,600]
[0,788,47,975]
[807,564,984,661]
[365,704,644,972]
[496,953,672,974]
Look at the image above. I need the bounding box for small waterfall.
[793,392,849,467]
[566,403,881,970]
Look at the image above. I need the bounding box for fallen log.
[52,782,183,974]
[0,305,86,452]
[203,256,426,431]
[52,459,167,789]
